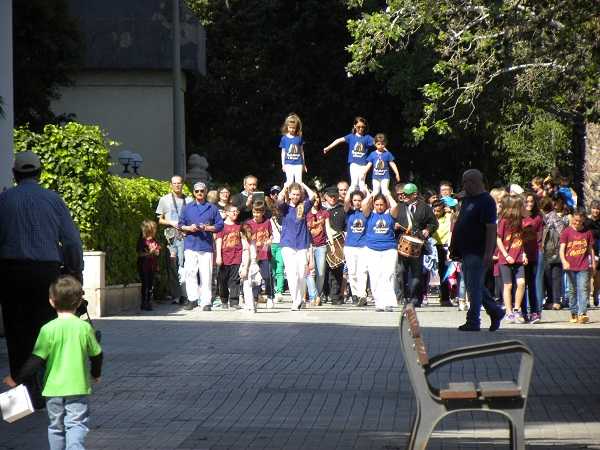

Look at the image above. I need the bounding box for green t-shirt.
[32,315,102,397]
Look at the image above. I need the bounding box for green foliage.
[497,109,572,185]
[13,123,113,245]
[13,122,181,286]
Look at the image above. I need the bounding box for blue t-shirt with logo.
[280,135,304,165]
[365,212,396,251]
[367,150,394,180]
[345,210,367,248]
[344,133,374,165]
[279,198,312,250]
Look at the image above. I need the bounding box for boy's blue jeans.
[47,396,89,450]
[565,270,589,316]
[306,245,327,300]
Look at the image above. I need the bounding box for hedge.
[14,122,187,287]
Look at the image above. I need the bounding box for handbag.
[164,194,186,242]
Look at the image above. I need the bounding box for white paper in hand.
[0,384,35,423]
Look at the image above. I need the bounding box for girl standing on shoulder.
[277,182,316,310]
[323,116,374,192]
[280,113,306,186]
[363,133,400,196]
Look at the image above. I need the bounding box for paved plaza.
[1,299,600,450]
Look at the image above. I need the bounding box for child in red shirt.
[497,196,527,323]
[215,205,244,309]
[137,220,161,311]
[560,211,595,324]
[243,202,274,307]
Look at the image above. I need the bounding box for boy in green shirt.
[3,275,103,450]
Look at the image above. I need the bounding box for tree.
[13,0,82,129]
[346,0,600,191]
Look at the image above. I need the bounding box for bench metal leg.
[407,406,440,450]
[508,411,525,450]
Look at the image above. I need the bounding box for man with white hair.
[178,182,224,311]
[450,169,505,331]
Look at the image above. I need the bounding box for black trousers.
[327,265,344,304]
[400,254,424,304]
[0,259,61,406]
[218,264,241,305]
[257,259,273,298]
[138,268,155,306]
[435,245,450,304]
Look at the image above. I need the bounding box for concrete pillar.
[0,0,14,191]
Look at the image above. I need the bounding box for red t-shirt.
[497,218,525,265]
[521,215,543,261]
[244,219,272,261]
[306,210,330,247]
[216,223,243,265]
[560,226,593,271]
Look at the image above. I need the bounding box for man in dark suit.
[394,183,438,306]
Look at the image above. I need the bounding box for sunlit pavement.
[2,297,599,449]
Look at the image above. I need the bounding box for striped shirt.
[0,179,83,272]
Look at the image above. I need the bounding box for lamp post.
[117,150,143,176]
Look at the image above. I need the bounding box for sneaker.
[356,297,367,307]
[266,298,274,309]
[529,312,541,324]
[183,300,197,311]
[513,310,526,324]
[577,314,590,324]
[569,314,578,323]
[384,306,394,312]
[201,305,212,312]
[458,299,467,311]
[489,309,505,332]
[505,311,515,323]
[458,323,481,332]
[552,303,562,310]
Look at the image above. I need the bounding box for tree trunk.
[582,120,600,209]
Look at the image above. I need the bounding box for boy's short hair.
[225,204,239,212]
[49,275,84,311]
[374,133,387,144]
[252,200,266,213]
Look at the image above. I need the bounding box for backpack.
[543,223,561,264]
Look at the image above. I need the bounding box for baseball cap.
[509,184,524,195]
[403,183,418,195]
[14,151,41,173]
[270,185,281,193]
[193,181,207,192]
[441,196,458,207]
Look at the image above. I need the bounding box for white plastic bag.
[0,384,35,423]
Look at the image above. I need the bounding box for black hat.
[324,186,339,196]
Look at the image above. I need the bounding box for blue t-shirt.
[451,192,496,257]
[344,133,374,165]
[279,198,312,250]
[280,135,304,165]
[178,201,224,253]
[345,210,367,248]
[365,212,396,251]
[367,150,394,180]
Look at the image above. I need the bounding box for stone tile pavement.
[1,299,600,449]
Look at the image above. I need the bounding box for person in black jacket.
[394,183,438,306]
[585,199,600,307]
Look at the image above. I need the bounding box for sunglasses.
[194,189,206,193]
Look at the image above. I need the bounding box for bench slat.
[478,381,522,398]
[440,382,478,400]
[413,337,429,366]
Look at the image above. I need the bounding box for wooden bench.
[400,304,534,450]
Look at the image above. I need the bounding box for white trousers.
[242,279,256,311]
[344,246,367,298]
[349,163,367,192]
[281,247,308,308]
[184,250,213,306]
[366,248,398,308]
[372,178,391,196]
[284,164,303,186]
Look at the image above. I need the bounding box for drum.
[398,235,424,258]
[326,233,345,269]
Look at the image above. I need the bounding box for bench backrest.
[399,304,431,398]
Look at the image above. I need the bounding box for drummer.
[362,190,401,311]
[394,183,438,307]
[323,186,346,305]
